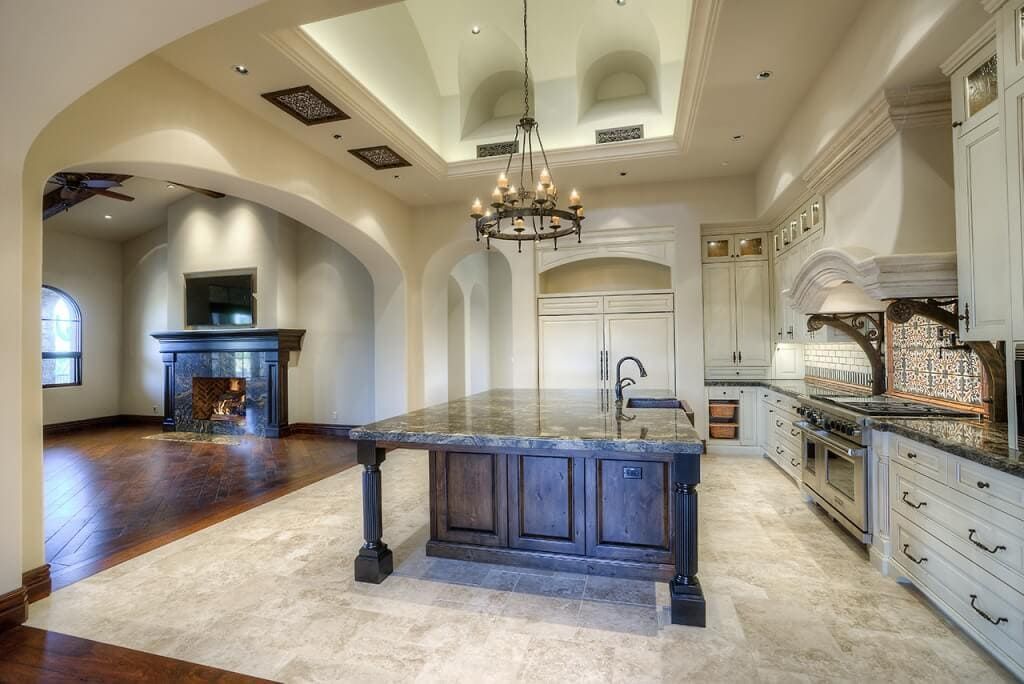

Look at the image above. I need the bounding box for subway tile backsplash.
[804,343,873,388]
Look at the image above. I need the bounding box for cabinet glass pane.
[737,237,763,257]
[799,210,811,233]
[810,200,821,227]
[966,54,997,118]
[706,238,730,258]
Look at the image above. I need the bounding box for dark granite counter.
[870,418,1021,477]
[704,378,1021,479]
[349,388,702,454]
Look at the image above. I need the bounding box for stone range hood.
[786,246,957,314]
[152,328,305,438]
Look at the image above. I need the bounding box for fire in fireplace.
[192,377,246,423]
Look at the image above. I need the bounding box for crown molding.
[788,247,958,313]
[674,0,723,154]
[800,82,951,194]
[980,0,1007,14]
[940,17,997,76]
[265,27,448,179]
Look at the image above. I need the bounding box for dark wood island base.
[347,389,706,628]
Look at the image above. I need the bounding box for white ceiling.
[152,0,868,206]
[45,176,190,242]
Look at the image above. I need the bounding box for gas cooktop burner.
[812,395,980,418]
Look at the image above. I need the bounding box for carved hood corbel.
[806,312,887,396]
[886,299,1006,422]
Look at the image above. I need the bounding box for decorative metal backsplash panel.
[595,125,644,144]
[891,311,983,405]
[347,145,411,170]
[261,86,350,125]
[476,140,519,158]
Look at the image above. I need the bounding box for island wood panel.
[507,454,586,554]
[430,450,508,547]
[586,456,672,564]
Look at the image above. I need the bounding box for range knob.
[797,406,807,416]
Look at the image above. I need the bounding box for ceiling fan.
[43,172,225,220]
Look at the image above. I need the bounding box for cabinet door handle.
[969,595,1008,626]
[976,481,991,489]
[963,302,971,333]
[906,452,918,460]
[952,120,962,129]
[968,529,1006,554]
[732,351,736,363]
[775,419,784,428]
[901,544,927,565]
[901,491,927,509]
[790,458,800,467]
[738,351,742,363]
[790,428,800,437]
[776,446,784,455]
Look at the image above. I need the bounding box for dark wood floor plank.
[42,425,357,590]
[0,627,275,683]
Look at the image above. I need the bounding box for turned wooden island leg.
[670,452,705,627]
[354,441,393,583]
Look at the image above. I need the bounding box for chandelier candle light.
[469,0,584,253]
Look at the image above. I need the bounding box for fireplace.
[152,329,305,438]
[192,377,246,423]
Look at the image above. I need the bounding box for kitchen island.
[348,388,706,627]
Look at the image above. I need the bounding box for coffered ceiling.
[155,0,866,206]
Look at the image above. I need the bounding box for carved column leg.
[161,352,176,432]
[354,441,393,583]
[670,453,705,627]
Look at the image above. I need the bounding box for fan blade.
[90,188,135,202]
[80,178,122,190]
[168,181,225,199]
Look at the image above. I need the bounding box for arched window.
[41,286,82,387]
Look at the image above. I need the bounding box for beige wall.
[41,229,123,424]
[539,257,672,294]
[121,225,169,417]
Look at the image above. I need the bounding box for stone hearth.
[152,329,305,438]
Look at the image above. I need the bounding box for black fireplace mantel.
[151,328,305,354]
[152,328,305,438]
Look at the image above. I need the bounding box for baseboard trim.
[22,565,51,604]
[0,586,27,635]
[44,415,163,435]
[289,422,355,438]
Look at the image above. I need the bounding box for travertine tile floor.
[28,450,1013,682]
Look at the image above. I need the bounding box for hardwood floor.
[43,424,357,590]
[0,626,273,683]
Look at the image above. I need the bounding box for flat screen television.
[185,273,255,327]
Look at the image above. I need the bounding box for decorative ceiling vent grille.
[595,125,644,144]
[261,85,350,125]
[476,140,520,158]
[348,145,411,170]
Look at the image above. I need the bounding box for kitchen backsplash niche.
[802,315,984,407]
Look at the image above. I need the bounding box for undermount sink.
[625,397,684,409]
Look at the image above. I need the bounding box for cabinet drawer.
[707,386,741,400]
[537,296,603,315]
[705,367,771,379]
[894,515,1024,672]
[893,437,947,484]
[603,293,673,314]
[770,440,801,481]
[949,458,1024,522]
[894,464,1024,586]
[773,419,802,452]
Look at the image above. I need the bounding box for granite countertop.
[704,378,1021,478]
[349,388,703,454]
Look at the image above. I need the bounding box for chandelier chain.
[523,0,529,118]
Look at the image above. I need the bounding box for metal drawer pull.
[968,529,1006,554]
[790,428,800,437]
[776,446,784,455]
[977,481,991,489]
[969,595,1008,626]
[901,544,927,565]
[906,452,918,460]
[790,458,800,468]
[901,491,927,509]
[776,419,784,427]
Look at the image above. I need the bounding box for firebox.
[192,377,246,423]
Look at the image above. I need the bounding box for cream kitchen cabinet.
[702,260,771,369]
[538,293,676,393]
[948,37,1010,341]
[702,232,768,262]
[1004,64,1024,340]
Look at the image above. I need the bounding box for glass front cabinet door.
[703,233,767,262]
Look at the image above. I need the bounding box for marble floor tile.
[26,450,1015,682]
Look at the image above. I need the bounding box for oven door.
[795,421,868,533]
[799,425,821,491]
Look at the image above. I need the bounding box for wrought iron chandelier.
[469,0,584,253]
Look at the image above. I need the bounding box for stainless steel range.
[794,393,982,543]
[795,397,872,543]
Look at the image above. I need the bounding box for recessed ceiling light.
[731,134,744,142]
[233,64,249,75]
[755,70,773,80]
[471,25,481,35]
[393,174,401,180]
[333,133,343,140]
[616,0,627,5]
[166,183,176,189]
[104,214,112,220]
[721,161,730,167]
[619,171,628,177]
